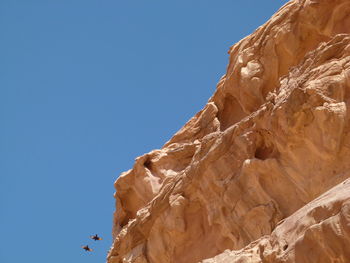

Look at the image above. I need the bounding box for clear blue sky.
[1,1,288,262]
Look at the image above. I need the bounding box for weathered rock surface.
[201,178,350,263]
[108,0,350,262]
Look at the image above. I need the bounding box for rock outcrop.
[108,0,350,262]
[201,178,350,263]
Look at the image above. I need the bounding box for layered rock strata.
[108,0,350,262]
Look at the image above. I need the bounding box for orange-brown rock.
[108,0,350,262]
[201,178,350,263]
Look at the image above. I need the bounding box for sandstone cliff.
[108,0,350,262]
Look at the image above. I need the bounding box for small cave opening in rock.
[144,158,152,170]
[217,95,247,131]
[283,244,288,251]
[254,144,275,160]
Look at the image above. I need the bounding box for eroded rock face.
[201,178,350,263]
[108,0,350,262]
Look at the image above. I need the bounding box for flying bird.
[82,245,93,252]
[90,234,102,241]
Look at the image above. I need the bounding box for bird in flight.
[82,245,93,252]
[90,234,102,241]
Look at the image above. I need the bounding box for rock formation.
[107,0,350,262]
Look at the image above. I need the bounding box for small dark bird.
[82,245,93,252]
[90,234,102,241]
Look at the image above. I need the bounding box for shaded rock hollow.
[108,0,350,262]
